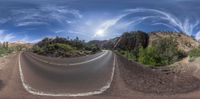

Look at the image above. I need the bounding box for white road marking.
[18,52,116,97]
[27,50,108,66]
[69,51,108,66]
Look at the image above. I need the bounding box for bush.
[189,46,200,58]
[138,47,158,66]
[32,45,44,54]
[85,44,100,53]
[32,37,101,57]
[138,37,185,66]
[0,47,13,57]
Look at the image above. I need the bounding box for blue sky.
[0,0,200,42]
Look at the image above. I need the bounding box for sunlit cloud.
[91,8,200,40]
[0,30,15,42]
[93,13,129,37]
[124,8,200,36]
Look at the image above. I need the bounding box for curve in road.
[18,50,116,97]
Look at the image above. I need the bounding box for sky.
[0,0,200,43]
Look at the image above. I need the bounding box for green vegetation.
[116,31,149,60]
[189,46,200,60]
[32,37,101,57]
[116,31,186,67]
[138,38,185,66]
[0,42,13,57]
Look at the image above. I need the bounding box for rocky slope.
[149,32,200,52]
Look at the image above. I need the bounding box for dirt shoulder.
[116,54,200,95]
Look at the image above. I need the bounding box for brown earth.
[115,54,200,94]
[149,32,200,52]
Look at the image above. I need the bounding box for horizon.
[1,30,197,44]
[0,0,200,43]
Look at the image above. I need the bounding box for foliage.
[189,46,200,58]
[138,37,185,66]
[85,44,100,54]
[117,31,149,60]
[32,37,101,57]
[0,42,13,57]
[116,32,186,67]
[138,47,158,66]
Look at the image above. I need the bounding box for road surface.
[0,50,200,99]
[19,50,115,96]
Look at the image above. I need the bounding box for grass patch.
[189,46,200,61]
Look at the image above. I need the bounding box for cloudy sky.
[0,0,200,42]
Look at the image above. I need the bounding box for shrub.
[32,45,44,54]
[138,47,158,66]
[189,46,200,58]
[85,44,100,53]
[32,37,101,57]
[138,37,185,66]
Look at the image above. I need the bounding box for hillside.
[8,41,33,49]
[148,32,200,52]
[32,37,101,57]
[88,37,119,49]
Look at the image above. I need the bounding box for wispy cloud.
[0,30,15,42]
[29,38,42,43]
[93,13,129,37]
[94,8,200,40]
[10,5,82,27]
[0,18,9,24]
[16,21,49,27]
[125,8,200,38]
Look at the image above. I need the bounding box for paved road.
[19,50,115,96]
[1,51,200,99]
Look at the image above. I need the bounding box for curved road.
[19,50,115,96]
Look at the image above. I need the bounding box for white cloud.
[11,5,82,27]
[16,21,48,27]
[93,13,129,37]
[55,30,65,34]
[0,30,15,42]
[93,8,200,40]
[29,38,42,43]
[124,8,200,36]
[0,18,9,24]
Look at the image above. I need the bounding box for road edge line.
[18,52,116,97]
[27,50,108,66]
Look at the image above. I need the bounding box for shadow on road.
[0,80,5,91]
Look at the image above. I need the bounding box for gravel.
[116,55,200,95]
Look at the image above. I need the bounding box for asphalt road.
[1,51,200,99]
[19,50,115,96]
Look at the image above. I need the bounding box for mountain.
[87,37,119,49]
[148,32,200,52]
[8,41,33,49]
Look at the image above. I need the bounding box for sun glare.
[95,29,105,36]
